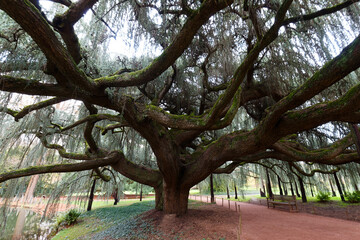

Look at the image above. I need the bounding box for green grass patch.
[52,201,155,240]
[228,196,252,202]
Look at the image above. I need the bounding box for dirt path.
[183,196,360,240]
[239,202,360,240]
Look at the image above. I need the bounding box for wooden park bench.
[266,194,298,212]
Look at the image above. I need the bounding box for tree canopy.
[1,0,360,215]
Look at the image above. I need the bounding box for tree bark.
[154,185,164,211]
[163,183,189,215]
[87,178,97,211]
[297,176,307,203]
[226,185,230,199]
[333,172,345,202]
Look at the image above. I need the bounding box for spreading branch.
[0,152,120,183]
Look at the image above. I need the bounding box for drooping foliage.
[0,0,360,216]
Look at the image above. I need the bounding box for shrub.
[56,209,81,227]
[346,191,360,203]
[316,191,331,202]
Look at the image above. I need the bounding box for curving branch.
[273,133,355,163]
[60,114,123,132]
[206,0,293,127]
[289,162,340,177]
[0,0,98,92]
[283,0,360,26]
[96,123,127,135]
[110,150,162,188]
[0,152,120,183]
[14,97,68,121]
[0,75,68,96]
[145,88,241,130]
[36,132,91,160]
[94,0,234,88]
[45,0,72,7]
[258,33,360,138]
[213,162,246,174]
[52,0,98,63]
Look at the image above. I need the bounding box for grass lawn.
[52,199,208,240]
[52,200,156,240]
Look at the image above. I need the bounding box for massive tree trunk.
[163,183,189,215]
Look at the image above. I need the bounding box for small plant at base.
[316,191,331,202]
[56,209,82,228]
[345,191,360,203]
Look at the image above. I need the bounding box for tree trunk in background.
[351,124,360,156]
[310,185,314,197]
[283,182,288,195]
[23,175,40,203]
[210,174,215,203]
[294,179,301,197]
[340,175,348,196]
[112,188,119,205]
[333,172,345,202]
[278,176,283,195]
[140,184,143,201]
[234,181,238,199]
[226,185,230,199]
[329,177,337,197]
[87,178,97,211]
[266,168,273,198]
[298,176,307,203]
[290,181,295,196]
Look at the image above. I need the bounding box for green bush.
[316,191,331,202]
[56,209,81,227]
[346,191,360,203]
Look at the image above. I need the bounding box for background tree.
[1,0,360,215]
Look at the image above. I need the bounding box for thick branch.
[15,97,68,121]
[94,0,234,88]
[110,150,162,188]
[289,162,340,177]
[53,0,98,63]
[0,1,98,92]
[0,75,67,96]
[213,162,245,174]
[0,152,119,183]
[258,33,360,139]
[283,0,360,26]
